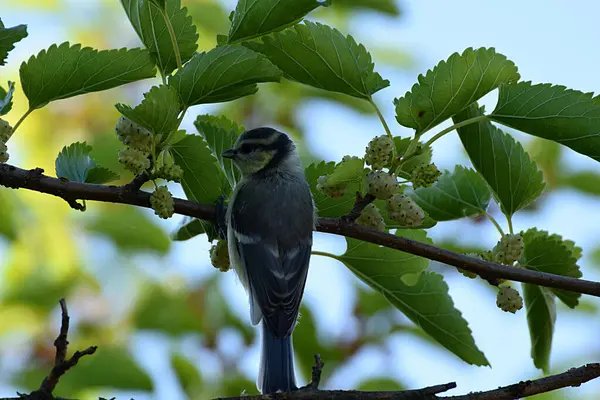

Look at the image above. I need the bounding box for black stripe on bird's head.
[222,127,295,175]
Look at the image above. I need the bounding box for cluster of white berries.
[115,116,153,175]
[210,240,230,272]
[356,203,386,231]
[316,175,347,199]
[365,135,394,170]
[150,185,174,219]
[493,234,524,265]
[366,170,398,199]
[0,119,13,163]
[496,286,523,313]
[411,163,441,189]
[386,194,425,227]
[155,163,184,183]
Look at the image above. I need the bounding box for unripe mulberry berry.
[118,148,150,175]
[496,286,523,313]
[316,175,348,198]
[386,194,424,227]
[115,116,153,152]
[157,163,184,182]
[210,240,230,272]
[411,163,441,189]
[356,203,386,231]
[0,141,8,163]
[150,186,174,219]
[493,234,524,265]
[366,171,398,199]
[365,135,394,170]
[0,119,13,143]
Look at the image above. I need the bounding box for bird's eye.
[239,143,254,153]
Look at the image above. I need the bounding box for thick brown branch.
[2,163,600,297]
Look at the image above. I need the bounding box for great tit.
[222,127,315,394]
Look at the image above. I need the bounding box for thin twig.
[1,163,600,297]
[342,192,376,223]
[298,354,325,391]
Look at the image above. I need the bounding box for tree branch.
[214,363,600,400]
[2,163,600,297]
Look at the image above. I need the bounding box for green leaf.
[194,114,244,189]
[394,47,519,134]
[87,206,171,254]
[346,263,489,366]
[170,45,281,106]
[0,19,27,66]
[393,137,432,180]
[171,353,202,397]
[20,42,156,110]
[170,133,226,204]
[134,283,204,335]
[455,103,545,217]
[228,0,329,44]
[560,170,600,196]
[521,228,582,308]
[55,142,119,184]
[0,81,15,116]
[334,0,400,15]
[149,0,166,9]
[116,85,181,135]
[170,216,218,242]
[409,166,491,221]
[0,190,18,240]
[121,0,199,76]
[490,82,600,163]
[327,156,364,185]
[358,378,404,391]
[244,21,389,99]
[339,229,431,280]
[305,161,358,218]
[523,283,555,373]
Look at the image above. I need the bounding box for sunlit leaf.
[121,0,198,75]
[55,142,119,184]
[116,85,181,134]
[490,82,600,163]
[410,166,491,221]
[194,114,244,189]
[394,47,519,134]
[20,42,156,110]
[170,133,225,204]
[0,18,28,66]
[455,103,545,217]
[523,283,555,374]
[327,156,364,185]
[521,228,582,308]
[0,81,15,116]
[245,21,389,99]
[228,0,329,43]
[87,206,170,254]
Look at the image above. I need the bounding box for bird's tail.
[258,321,297,394]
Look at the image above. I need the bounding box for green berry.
[366,171,398,199]
[365,135,394,170]
[0,119,13,143]
[356,203,386,231]
[316,175,348,198]
[496,286,523,313]
[210,240,230,272]
[115,116,153,152]
[150,186,175,219]
[118,148,150,175]
[386,194,424,227]
[493,234,524,265]
[156,163,184,182]
[0,141,8,163]
[411,163,441,189]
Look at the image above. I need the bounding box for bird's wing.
[235,239,311,337]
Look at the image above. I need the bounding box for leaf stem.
[369,98,393,141]
[484,211,505,236]
[159,7,183,70]
[507,216,514,235]
[424,115,488,148]
[311,250,341,261]
[11,108,33,137]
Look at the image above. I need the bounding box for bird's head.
[222,127,296,176]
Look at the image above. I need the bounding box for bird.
[221,127,315,394]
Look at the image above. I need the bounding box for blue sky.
[1,0,600,399]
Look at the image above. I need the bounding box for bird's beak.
[222,149,237,159]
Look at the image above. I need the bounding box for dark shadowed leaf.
[170,216,218,242]
[245,21,389,99]
[20,42,156,110]
[0,190,18,240]
[490,82,600,163]
[121,0,198,75]
[0,19,27,66]
[523,283,555,374]
[171,352,203,397]
[358,378,404,391]
[394,48,519,134]
[228,0,329,44]
[334,0,400,15]
[393,137,432,180]
[0,81,15,115]
[304,161,359,218]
